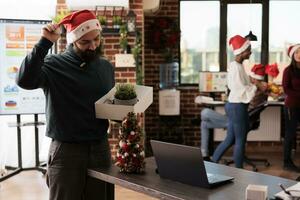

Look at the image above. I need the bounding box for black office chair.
[224,101,270,171]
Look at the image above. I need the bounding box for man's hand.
[42,23,61,43]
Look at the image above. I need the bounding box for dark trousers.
[284,107,300,163]
[46,138,111,200]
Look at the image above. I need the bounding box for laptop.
[150,140,234,188]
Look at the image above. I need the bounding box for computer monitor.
[199,72,227,92]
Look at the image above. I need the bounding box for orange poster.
[6,25,25,41]
[6,43,24,49]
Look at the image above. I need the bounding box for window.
[269,1,300,84]
[227,4,262,75]
[180,0,300,86]
[180,1,220,84]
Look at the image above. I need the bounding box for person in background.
[211,35,267,168]
[282,44,300,172]
[200,108,227,161]
[16,10,115,200]
[200,64,268,161]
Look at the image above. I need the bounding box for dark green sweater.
[16,37,115,142]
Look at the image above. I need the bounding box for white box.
[95,85,153,120]
[246,184,268,200]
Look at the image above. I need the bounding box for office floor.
[0,152,299,200]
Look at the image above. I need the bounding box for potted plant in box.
[114,84,138,105]
[112,16,122,29]
[97,15,107,28]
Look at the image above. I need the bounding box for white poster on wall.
[159,89,180,116]
[0,19,48,115]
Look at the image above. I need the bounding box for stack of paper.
[275,182,300,200]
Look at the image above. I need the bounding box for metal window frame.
[179,0,269,86]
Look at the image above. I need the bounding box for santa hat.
[265,63,279,78]
[58,10,101,43]
[287,44,300,58]
[229,35,250,55]
[249,64,265,80]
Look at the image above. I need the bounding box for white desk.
[195,96,284,141]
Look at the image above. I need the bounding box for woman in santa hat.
[212,35,267,168]
[282,44,300,172]
[200,64,268,162]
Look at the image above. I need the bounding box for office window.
[180,1,220,84]
[269,1,300,84]
[227,4,262,75]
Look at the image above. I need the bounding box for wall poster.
[0,19,49,115]
[199,72,227,92]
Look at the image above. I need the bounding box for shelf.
[102,27,136,36]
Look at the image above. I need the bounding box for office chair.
[223,102,270,171]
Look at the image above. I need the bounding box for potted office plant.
[52,10,70,34]
[115,112,145,173]
[114,84,138,105]
[52,10,70,24]
[97,15,107,28]
[112,16,122,29]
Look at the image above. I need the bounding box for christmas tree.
[115,112,145,173]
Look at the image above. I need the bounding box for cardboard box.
[95,85,153,120]
[246,184,268,200]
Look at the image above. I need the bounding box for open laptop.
[150,140,234,188]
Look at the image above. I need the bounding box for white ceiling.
[0,0,56,20]
[66,0,129,10]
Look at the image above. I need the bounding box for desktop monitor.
[199,72,227,92]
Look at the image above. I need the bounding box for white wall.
[0,114,50,169]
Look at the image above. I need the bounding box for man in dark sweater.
[16,10,115,200]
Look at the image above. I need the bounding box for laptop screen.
[150,140,233,188]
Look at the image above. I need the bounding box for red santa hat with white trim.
[249,64,265,80]
[58,10,101,43]
[229,35,251,55]
[287,44,300,58]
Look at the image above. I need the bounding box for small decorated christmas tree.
[115,112,145,173]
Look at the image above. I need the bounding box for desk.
[214,102,283,141]
[195,97,284,141]
[88,157,296,200]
